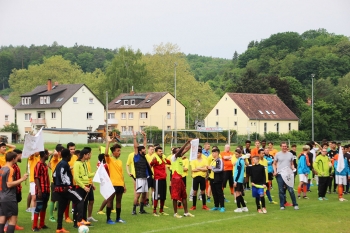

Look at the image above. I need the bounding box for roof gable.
[227,93,299,120]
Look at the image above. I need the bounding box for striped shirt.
[34,161,50,194]
[12,163,22,194]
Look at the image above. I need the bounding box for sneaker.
[234,200,237,203]
[116,218,126,223]
[269,201,277,204]
[107,219,116,224]
[339,198,348,202]
[189,206,196,210]
[242,207,249,212]
[210,207,219,211]
[188,197,193,202]
[219,207,225,212]
[111,209,116,213]
[318,197,323,201]
[153,212,160,217]
[184,212,195,217]
[87,217,98,222]
[234,208,242,213]
[303,196,309,199]
[78,219,91,227]
[294,206,299,210]
[16,225,24,230]
[174,213,182,218]
[323,197,329,200]
[202,205,210,210]
[49,216,56,222]
[280,207,285,210]
[178,205,183,209]
[262,208,267,214]
[198,196,202,201]
[56,228,69,233]
[160,211,169,216]
[97,211,105,215]
[163,205,169,209]
[131,211,137,215]
[224,199,230,203]
[65,217,73,223]
[298,196,301,199]
[285,202,293,207]
[39,225,49,229]
[207,198,211,203]
[139,210,148,214]
[257,209,263,214]
[32,227,40,232]
[26,208,32,213]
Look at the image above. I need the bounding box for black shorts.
[268,173,274,181]
[0,201,18,217]
[193,176,206,191]
[147,177,154,189]
[235,182,244,192]
[154,179,167,200]
[223,170,233,188]
[51,183,59,202]
[16,192,22,203]
[114,186,125,194]
[87,188,94,201]
[246,166,252,176]
[182,177,187,188]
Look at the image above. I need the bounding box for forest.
[1,28,349,140]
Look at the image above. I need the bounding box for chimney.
[47,79,52,91]
[130,86,135,95]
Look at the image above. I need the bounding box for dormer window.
[130,99,135,105]
[22,97,31,105]
[40,96,50,104]
[124,100,129,105]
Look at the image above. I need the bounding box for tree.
[235,68,270,94]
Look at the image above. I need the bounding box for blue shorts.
[252,186,264,198]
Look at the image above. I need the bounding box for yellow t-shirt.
[50,154,61,182]
[269,149,278,157]
[191,157,208,178]
[126,152,135,177]
[182,158,189,177]
[87,160,93,184]
[0,149,14,167]
[208,159,216,179]
[207,154,222,166]
[259,158,268,183]
[106,155,124,186]
[145,153,156,175]
[28,154,40,182]
[166,155,172,171]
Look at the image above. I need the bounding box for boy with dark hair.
[0,142,16,167]
[32,150,50,231]
[233,148,248,213]
[0,152,28,233]
[251,156,267,214]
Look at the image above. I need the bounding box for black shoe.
[132,210,137,215]
[32,227,40,232]
[73,225,78,228]
[139,210,148,214]
[40,225,49,229]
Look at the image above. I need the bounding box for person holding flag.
[332,146,350,201]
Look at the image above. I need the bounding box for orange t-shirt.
[220,151,234,171]
[250,148,259,156]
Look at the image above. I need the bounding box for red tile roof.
[227,93,299,120]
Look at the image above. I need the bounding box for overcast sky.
[1,0,349,59]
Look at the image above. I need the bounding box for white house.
[204,93,299,135]
[0,96,15,127]
[14,79,105,139]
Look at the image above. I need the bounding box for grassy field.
[12,143,350,233]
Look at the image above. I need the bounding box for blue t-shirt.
[234,157,245,183]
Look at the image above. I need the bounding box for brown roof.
[227,93,299,120]
[108,92,175,110]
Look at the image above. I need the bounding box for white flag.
[22,127,44,158]
[337,146,345,173]
[93,163,115,200]
[280,166,294,188]
[190,139,199,161]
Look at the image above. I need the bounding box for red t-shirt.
[150,156,171,180]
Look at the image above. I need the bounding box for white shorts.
[299,174,308,183]
[335,175,347,185]
[135,178,148,193]
[30,182,36,195]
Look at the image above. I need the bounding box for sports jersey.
[220,151,234,171]
[34,161,50,194]
[234,157,245,183]
[126,152,135,177]
[50,154,61,182]
[106,155,124,186]
[182,158,189,177]
[150,154,170,180]
[28,154,40,182]
[191,157,208,178]
[0,165,16,202]
[0,149,13,167]
[269,149,278,157]
[259,158,268,183]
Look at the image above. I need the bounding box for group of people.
[0,137,348,233]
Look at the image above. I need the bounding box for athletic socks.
[106,207,112,221]
[133,205,137,212]
[303,185,307,196]
[116,208,121,220]
[339,185,344,198]
[6,225,14,233]
[49,201,54,217]
[236,196,241,208]
[266,190,272,202]
[307,183,311,191]
[230,187,234,194]
[140,203,144,212]
[260,196,266,208]
[160,200,165,211]
[33,213,39,229]
[40,211,46,228]
[64,204,69,219]
[193,197,197,207]
[255,197,261,210]
[297,186,301,196]
[240,196,246,208]
[153,200,158,210]
[201,194,206,206]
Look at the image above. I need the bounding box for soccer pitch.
[15,143,350,233]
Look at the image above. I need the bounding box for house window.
[234,108,237,116]
[276,123,279,133]
[140,112,148,119]
[25,113,31,121]
[216,109,219,116]
[28,97,31,104]
[128,112,134,119]
[121,113,126,119]
[87,112,93,119]
[128,126,133,131]
[40,97,43,104]
[167,112,171,119]
[37,112,43,119]
[258,110,263,114]
[46,96,50,104]
[264,123,267,134]
[73,97,78,103]
[22,97,31,105]
[234,121,237,126]
[121,126,126,132]
[130,99,135,105]
[167,99,171,106]
[124,100,129,105]
[266,111,270,114]
[289,123,291,131]
[216,121,219,126]
[5,115,8,121]
[108,113,115,119]
[51,112,56,119]
[89,98,94,103]
[167,126,171,130]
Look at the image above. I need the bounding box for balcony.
[107,118,118,125]
[31,118,46,125]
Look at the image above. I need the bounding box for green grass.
[13,144,350,233]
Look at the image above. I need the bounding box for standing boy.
[233,149,248,213]
[250,156,267,214]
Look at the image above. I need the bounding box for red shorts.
[171,178,187,201]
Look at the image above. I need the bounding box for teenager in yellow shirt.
[28,152,40,220]
[0,142,16,166]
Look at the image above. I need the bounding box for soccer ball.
[78,225,89,233]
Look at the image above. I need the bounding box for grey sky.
[1,0,349,59]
